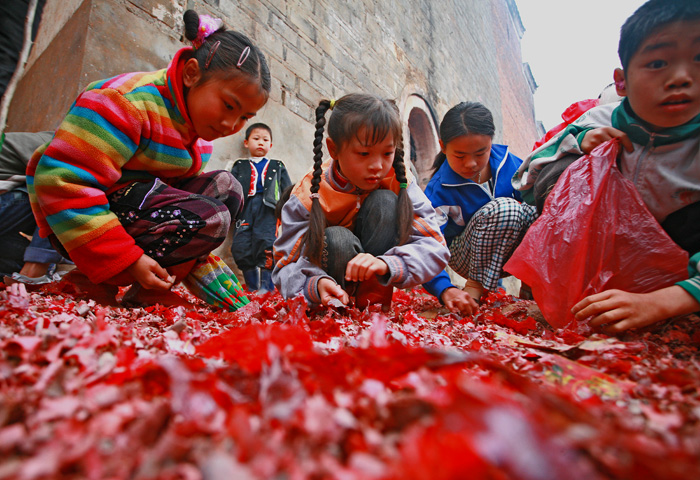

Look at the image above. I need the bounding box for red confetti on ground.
[1,281,699,479]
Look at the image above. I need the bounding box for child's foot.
[463,278,484,304]
[60,270,120,306]
[18,262,51,278]
[3,263,65,288]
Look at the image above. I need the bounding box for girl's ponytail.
[393,144,414,245]
[183,10,210,43]
[431,151,447,175]
[304,99,333,265]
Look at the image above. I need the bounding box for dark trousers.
[106,170,243,267]
[0,190,34,275]
[0,189,64,276]
[231,192,276,270]
[322,189,398,289]
[662,202,700,254]
[242,267,274,292]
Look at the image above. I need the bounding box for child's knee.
[195,199,232,246]
[470,197,533,232]
[360,189,398,219]
[323,226,362,283]
[324,226,361,257]
[198,170,244,219]
[214,170,243,198]
[356,189,399,245]
[480,197,520,219]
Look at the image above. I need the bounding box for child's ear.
[439,139,446,153]
[613,68,627,97]
[183,58,202,88]
[326,138,338,160]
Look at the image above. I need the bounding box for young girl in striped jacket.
[26,10,269,309]
[272,93,449,310]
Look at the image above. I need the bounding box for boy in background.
[512,0,700,332]
[230,123,291,292]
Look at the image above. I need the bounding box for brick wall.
[7,0,539,269]
[9,0,538,173]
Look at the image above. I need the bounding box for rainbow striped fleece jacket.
[26,47,212,283]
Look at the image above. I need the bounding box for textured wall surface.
[7,0,539,270]
[9,0,537,173]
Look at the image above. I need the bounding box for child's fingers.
[446,299,475,316]
[345,254,371,282]
[140,273,173,290]
[602,318,636,334]
[322,282,349,306]
[574,300,610,323]
[572,290,614,316]
[587,307,626,328]
[442,289,478,316]
[345,254,387,282]
[152,263,175,284]
[138,263,175,290]
[334,284,350,303]
[619,133,634,152]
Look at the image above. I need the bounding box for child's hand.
[127,254,176,290]
[572,286,699,333]
[580,127,633,154]
[345,253,389,283]
[441,287,479,316]
[318,278,349,307]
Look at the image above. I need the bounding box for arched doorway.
[402,94,439,190]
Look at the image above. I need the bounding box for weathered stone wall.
[7,0,182,135]
[8,0,537,174]
[6,0,539,270]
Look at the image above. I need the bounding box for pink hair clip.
[192,14,223,49]
[309,193,320,200]
[237,46,251,68]
[204,41,221,69]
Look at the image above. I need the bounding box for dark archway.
[403,95,439,190]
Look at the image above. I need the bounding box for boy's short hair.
[245,122,273,141]
[618,0,700,71]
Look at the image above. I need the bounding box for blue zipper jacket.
[422,143,525,299]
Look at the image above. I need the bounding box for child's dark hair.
[275,184,295,221]
[303,93,413,265]
[432,101,495,173]
[183,10,271,95]
[245,122,272,141]
[618,0,700,71]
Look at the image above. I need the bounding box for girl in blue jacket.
[422,102,536,315]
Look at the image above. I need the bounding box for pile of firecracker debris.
[0,280,699,479]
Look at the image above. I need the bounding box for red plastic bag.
[504,140,689,328]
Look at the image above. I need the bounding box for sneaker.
[5,271,65,285]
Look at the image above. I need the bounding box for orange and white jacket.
[272,159,449,304]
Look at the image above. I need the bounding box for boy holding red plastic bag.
[510,0,700,333]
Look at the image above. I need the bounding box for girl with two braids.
[272,93,448,310]
[27,10,270,309]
